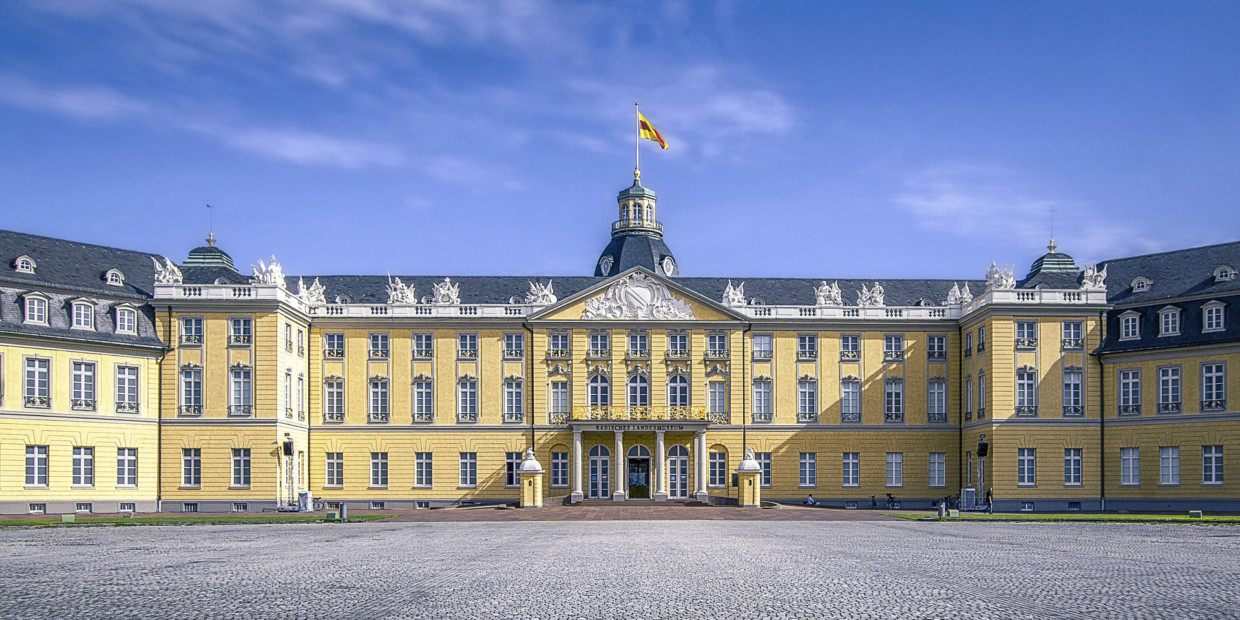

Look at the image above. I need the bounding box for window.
[1120,313,1140,340]
[965,376,973,420]
[15,255,35,273]
[551,452,569,488]
[459,452,477,487]
[927,335,946,360]
[628,331,648,357]
[964,332,973,356]
[886,452,903,487]
[799,453,817,487]
[1202,363,1226,411]
[1064,448,1082,486]
[180,367,202,414]
[72,447,94,487]
[842,453,860,487]
[1159,308,1180,336]
[413,333,433,358]
[797,379,817,422]
[457,378,478,422]
[25,445,48,486]
[324,333,344,358]
[504,333,524,358]
[411,452,432,488]
[24,358,50,408]
[707,333,728,357]
[590,332,611,357]
[370,452,388,487]
[1204,303,1225,333]
[182,503,198,513]
[117,448,137,487]
[297,375,305,416]
[797,334,817,359]
[116,365,139,412]
[370,378,390,422]
[413,379,433,422]
[324,380,344,422]
[325,453,343,487]
[182,448,201,487]
[1016,370,1037,416]
[505,452,522,487]
[884,379,903,422]
[977,326,986,352]
[1121,448,1140,485]
[1119,370,1141,414]
[708,381,727,416]
[24,295,47,324]
[71,361,96,411]
[181,317,203,344]
[1017,448,1036,486]
[840,335,860,360]
[283,373,292,417]
[977,373,987,418]
[927,380,946,423]
[548,332,570,356]
[756,452,771,487]
[296,329,304,355]
[1160,447,1180,485]
[627,375,649,407]
[229,318,252,345]
[504,379,524,423]
[753,379,772,422]
[751,334,772,360]
[1204,445,1224,484]
[116,307,137,334]
[709,452,727,487]
[369,332,389,358]
[1015,321,1037,348]
[587,375,608,408]
[668,375,690,407]
[284,323,293,351]
[1158,367,1181,413]
[1062,321,1083,349]
[841,379,860,423]
[230,366,252,415]
[929,452,946,488]
[232,503,248,513]
[1062,370,1082,416]
[883,335,904,361]
[1020,502,1035,512]
[232,449,251,487]
[77,503,93,513]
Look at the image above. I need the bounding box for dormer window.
[72,301,95,330]
[1158,307,1180,337]
[13,255,36,274]
[1203,301,1226,333]
[105,269,125,286]
[116,306,138,335]
[1119,311,1140,341]
[1214,265,1237,283]
[24,294,48,325]
[1131,276,1153,292]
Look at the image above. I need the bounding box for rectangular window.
[325,452,343,487]
[628,332,648,356]
[840,335,860,360]
[1064,448,1082,486]
[797,380,817,422]
[797,334,817,359]
[965,376,974,419]
[181,317,203,344]
[886,452,904,487]
[232,448,251,487]
[25,445,48,486]
[505,452,522,487]
[978,374,987,418]
[72,447,94,487]
[1119,370,1141,414]
[1204,445,1224,484]
[24,358,50,407]
[927,334,946,360]
[230,367,252,415]
[116,365,139,412]
[1202,363,1226,411]
[1017,448,1036,486]
[504,333,524,358]
[182,448,201,487]
[1016,321,1037,347]
[229,318,252,345]
[551,452,569,488]
[232,503,248,513]
[884,380,903,422]
[1121,447,1140,485]
[841,380,860,422]
[325,380,344,422]
[550,380,569,416]
[587,375,608,408]
[977,326,986,351]
[370,379,390,422]
[459,452,477,487]
[25,297,47,324]
[117,448,137,487]
[590,331,612,356]
[964,332,973,355]
[413,333,434,358]
[709,452,727,487]
[1204,305,1225,332]
[1062,321,1083,348]
[752,380,772,421]
[180,368,202,414]
[1160,447,1180,485]
[415,452,433,488]
[284,323,293,351]
[324,333,344,358]
[883,334,904,361]
[707,333,728,356]
[756,452,771,487]
[1063,370,1083,415]
[296,329,304,355]
[799,452,817,487]
[413,379,433,422]
[929,452,946,488]
[369,332,389,358]
[116,308,136,334]
[1016,370,1037,415]
[708,381,727,415]
[71,361,96,411]
[751,334,772,360]
[70,303,93,329]
[370,452,388,487]
[1158,367,1181,413]
[504,379,524,423]
[1120,314,1140,340]
[842,453,860,487]
[1160,310,1180,336]
[549,332,570,356]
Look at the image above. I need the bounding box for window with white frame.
[232,448,251,487]
[72,447,94,487]
[628,331,648,357]
[883,334,904,360]
[840,334,860,360]
[797,379,817,422]
[884,379,903,422]
[751,334,772,360]
[116,307,137,334]
[182,448,201,487]
[708,381,727,415]
[1064,448,1082,486]
[283,373,292,417]
[415,452,433,487]
[978,373,987,418]
[587,375,608,408]
[1120,313,1140,340]
[24,295,47,325]
[181,317,203,345]
[296,375,304,416]
[325,452,343,487]
[927,380,946,423]
[977,326,986,351]
[707,333,728,356]
[709,452,727,487]
[1202,363,1226,411]
[296,329,304,355]
[1119,370,1141,414]
[628,375,649,407]
[413,332,433,358]
[24,357,50,408]
[549,331,570,356]
[457,378,477,421]
[964,332,973,355]
[799,452,817,487]
[229,318,252,345]
[929,452,946,488]
[505,452,522,487]
[504,333,524,358]
[230,366,252,415]
[413,379,433,422]
[797,334,817,359]
[1203,445,1224,484]
[1160,446,1180,485]
[71,361,96,411]
[369,332,389,358]
[590,331,611,356]
[459,452,477,487]
[550,380,569,416]
[841,379,860,422]
[323,333,344,358]
[503,379,524,422]
[15,255,35,274]
[668,375,690,407]
[1017,448,1036,486]
[965,376,973,419]
[1159,308,1180,336]
[842,452,860,487]
[756,452,771,487]
[284,323,293,351]
[370,378,390,422]
[1016,370,1037,415]
[1015,321,1037,347]
[1062,321,1083,348]
[927,334,946,360]
[551,451,569,488]
[26,445,48,486]
[370,452,388,487]
[1121,447,1140,485]
[116,448,137,487]
[324,379,344,422]
[886,452,903,487]
[457,332,477,358]
[1158,366,1181,413]
[1203,302,1225,332]
[180,367,202,414]
[1062,370,1083,415]
[753,379,772,421]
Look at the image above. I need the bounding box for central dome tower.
[593,170,679,277]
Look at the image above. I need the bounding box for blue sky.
[2,1,1238,280]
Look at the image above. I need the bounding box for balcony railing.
[626,349,649,359]
[705,349,729,360]
[116,401,140,413]
[1061,338,1084,350]
[229,405,252,416]
[413,348,433,359]
[883,350,905,362]
[503,349,524,359]
[1158,401,1182,414]
[369,411,390,423]
[612,220,663,234]
[503,412,525,424]
[324,349,344,359]
[297,345,305,356]
[752,350,773,361]
[884,411,904,423]
[752,412,772,423]
[545,349,569,360]
[324,411,344,423]
[797,412,817,423]
[570,406,709,422]
[666,349,689,360]
[230,334,251,345]
[588,348,611,359]
[841,410,861,423]
[840,350,860,361]
[369,349,389,359]
[181,334,203,345]
[71,399,96,411]
[1015,406,1038,417]
[797,350,818,361]
[457,411,478,423]
[1062,405,1084,417]
[1119,404,1141,415]
[927,411,947,424]
[179,404,202,416]
[928,350,947,361]
[24,396,50,408]
[976,407,985,419]
[413,411,434,423]
[1015,338,1038,349]
[1202,399,1226,412]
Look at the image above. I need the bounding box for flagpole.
[634,102,640,178]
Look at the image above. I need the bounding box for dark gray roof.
[0,229,160,298]
[595,234,677,277]
[182,266,250,286]
[1097,293,1240,354]
[1099,241,1240,305]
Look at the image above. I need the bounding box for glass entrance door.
[628,458,650,499]
[588,445,610,499]
[668,445,689,499]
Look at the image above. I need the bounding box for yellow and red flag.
[638,111,668,149]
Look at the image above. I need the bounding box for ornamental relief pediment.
[582,272,694,320]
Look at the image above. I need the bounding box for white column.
[571,430,583,503]
[654,430,667,501]
[694,430,709,502]
[613,430,626,501]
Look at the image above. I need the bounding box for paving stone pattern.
[2,520,1238,619]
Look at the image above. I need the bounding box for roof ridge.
[1099,239,1240,265]
[0,228,163,259]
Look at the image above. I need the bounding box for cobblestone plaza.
[3,517,1238,618]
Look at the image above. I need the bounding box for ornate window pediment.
[504,374,524,384]
[841,374,860,383]
[1017,364,1037,373]
[706,364,729,377]
[548,363,570,378]
[582,272,694,320]
[798,374,817,383]
[456,373,476,383]
[411,373,433,383]
[230,362,252,371]
[324,374,344,382]
[370,375,390,383]
[753,374,772,382]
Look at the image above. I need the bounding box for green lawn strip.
[0,514,391,527]
[885,512,1240,524]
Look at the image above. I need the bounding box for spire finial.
[634,166,641,181]
[206,232,217,247]
[1047,238,1057,253]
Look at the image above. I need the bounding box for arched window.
[588,444,610,458]
[116,307,137,334]
[627,445,651,458]
[589,374,610,407]
[628,375,649,407]
[669,445,688,458]
[668,375,690,407]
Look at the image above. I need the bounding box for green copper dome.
[617,179,656,199]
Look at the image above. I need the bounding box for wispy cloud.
[205,126,405,169]
[0,72,151,121]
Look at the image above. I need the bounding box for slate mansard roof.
[1097,241,1240,305]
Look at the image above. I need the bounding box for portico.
[569,418,711,503]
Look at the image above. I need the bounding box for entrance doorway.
[668,445,689,499]
[588,445,611,499]
[627,445,651,499]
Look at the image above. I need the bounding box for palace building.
[1,171,1237,514]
